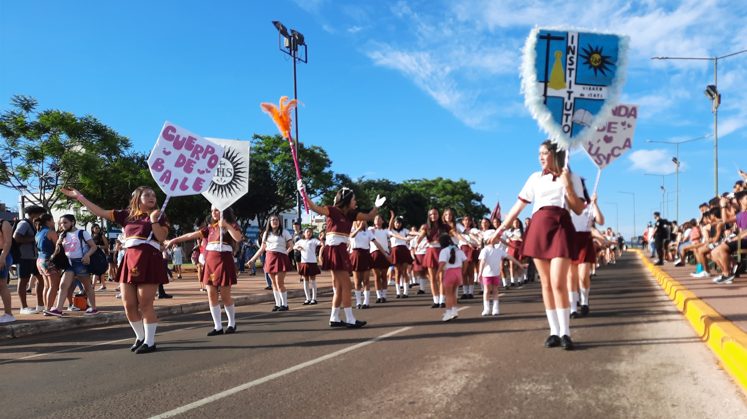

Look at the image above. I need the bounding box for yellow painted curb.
[631,249,747,392]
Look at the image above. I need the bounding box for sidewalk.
[0,267,334,340]
[634,249,747,393]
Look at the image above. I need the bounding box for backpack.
[10,219,33,262]
[79,230,108,276]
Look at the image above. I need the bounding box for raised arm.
[297,180,329,216]
[388,210,396,230]
[490,199,528,244]
[60,188,113,221]
[165,230,203,248]
[590,194,605,225]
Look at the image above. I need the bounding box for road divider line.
[150,326,413,418]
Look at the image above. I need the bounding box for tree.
[0,95,131,211]
[404,177,489,223]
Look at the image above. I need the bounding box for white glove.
[297,179,305,193]
[374,195,386,208]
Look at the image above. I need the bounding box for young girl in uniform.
[294,228,322,305]
[417,208,452,308]
[457,215,480,299]
[389,213,414,298]
[60,187,168,353]
[368,214,393,303]
[478,238,524,316]
[350,219,373,308]
[410,231,428,294]
[569,183,604,318]
[491,140,584,350]
[168,207,243,334]
[301,182,385,328]
[437,233,467,321]
[247,215,293,311]
[507,219,524,286]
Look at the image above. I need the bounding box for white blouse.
[368,227,391,254]
[518,171,584,214]
[351,229,372,250]
[263,230,292,254]
[571,204,597,232]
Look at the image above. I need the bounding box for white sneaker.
[481,309,490,317]
[115,292,122,299]
[67,305,81,312]
[19,307,38,315]
[673,258,681,265]
[442,311,453,322]
[491,307,500,316]
[0,313,16,323]
[692,271,710,279]
[712,275,724,283]
[35,305,44,312]
[449,308,459,320]
[723,275,735,284]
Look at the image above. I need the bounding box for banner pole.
[592,168,602,195]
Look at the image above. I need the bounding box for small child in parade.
[478,236,524,316]
[437,233,467,322]
[294,227,322,305]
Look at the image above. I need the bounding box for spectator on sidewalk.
[652,212,671,266]
[91,224,109,291]
[14,205,46,315]
[34,214,61,314]
[171,243,183,279]
[0,217,14,323]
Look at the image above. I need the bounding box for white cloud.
[628,149,678,174]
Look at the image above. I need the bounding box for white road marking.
[150,326,413,418]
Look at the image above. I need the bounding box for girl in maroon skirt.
[168,207,243,335]
[569,182,604,318]
[368,214,393,303]
[416,208,453,308]
[61,186,168,354]
[491,140,585,350]
[247,215,293,311]
[389,213,414,298]
[294,228,322,305]
[350,220,374,308]
[410,234,427,293]
[507,218,525,286]
[299,182,385,328]
[457,215,480,299]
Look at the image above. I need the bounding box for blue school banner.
[521,28,629,149]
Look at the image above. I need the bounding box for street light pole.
[652,49,747,197]
[618,191,636,241]
[273,21,308,225]
[644,173,672,218]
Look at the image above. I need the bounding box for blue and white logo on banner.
[521,28,629,149]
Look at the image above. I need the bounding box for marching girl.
[417,208,453,308]
[350,220,373,308]
[369,214,393,303]
[389,213,414,298]
[294,228,322,305]
[167,207,243,335]
[246,215,293,311]
[569,184,604,318]
[410,231,428,294]
[60,187,168,353]
[457,216,480,299]
[300,182,385,328]
[491,140,585,350]
[437,234,467,321]
[478,236,524,316]
[507,219,524,286]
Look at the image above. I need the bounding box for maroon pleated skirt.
[521,206,578,260]
[460,245,478,263]
[370,250,391,270]
[391,245,413,265]
[509,240,523,260]
[412,253,425,272]
[298,262,321,277]
[118,244,169,285]
[204,251,237,287]
[422,247,441,269]
[321,244,351,272]
[350,249,372,272]
[264,251,292,274]
[572,232,596,265]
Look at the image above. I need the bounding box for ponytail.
[449,245,456,264]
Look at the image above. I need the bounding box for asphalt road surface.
[2,254,746,418]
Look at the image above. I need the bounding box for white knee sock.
[419,278,425,289]
[144,322,157,346]
[439,294,445,304]
[501,277,508,287]
[280,291,288,306]
[129,320,145,343]
[395,283,401,295]
[363,290,370,305]
[492,300,500,315]
[569,291,579,313]
[330,307,340,322]
[403,281,409,295]
[483,299,490,312]
[545,309,560,336]
[302,280,310,301]
[580,288,589,305]
[272,290,281,306]
[376,290,382,299]
[343,307,357,324]
[311,280,317,300]
[557,308,571,337]
[224,304,236,328]
[210,304,222,330]
[382,289,387,299]
[354,290,362,306]
[432,295,439,304]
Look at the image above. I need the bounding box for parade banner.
[202,138,250,210]
[585,104,637,170]
[148,122,223,197]
[521,28,629,150]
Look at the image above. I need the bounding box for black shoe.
[376,298,382,303]
[225,326,236,334]
[310,300,318,305]
[329,321,346,328]
[580,305,589,316]
[544,335,561,348]
[278,305,289,311]
[396,295,401,299]
[439,303,446,308]
[356,304,362,309]
[345,320,367,328]
[417,290,425,294]
[303,300,311,305]
[207,328,224,336]
[158,293,173,299]
[135,343,157,354]
[130,339,144,352]
[655,261,664,266]
[362,304,370,309]
[570,311,579,319]
[264,286,273,290]
[560,335,574,350]
[272,306,279,312]
[402,295,409,299]
[381,298,387,303]
[431,303,439,308]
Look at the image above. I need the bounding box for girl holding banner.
[299,181,385,328]
[167,207,243,335]
[61,186,168,354]
[490,140,585,350]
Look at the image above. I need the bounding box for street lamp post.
[646,134,709,222]
[644,173,672,218]
[618,191,636,241]
[652,49,747,197]
[272,20,308,225]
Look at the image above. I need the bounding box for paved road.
[2,254,745,418]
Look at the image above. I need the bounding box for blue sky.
[1,0,747,238]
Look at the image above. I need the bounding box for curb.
[0,287,334,340]
[632,249,747,393]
